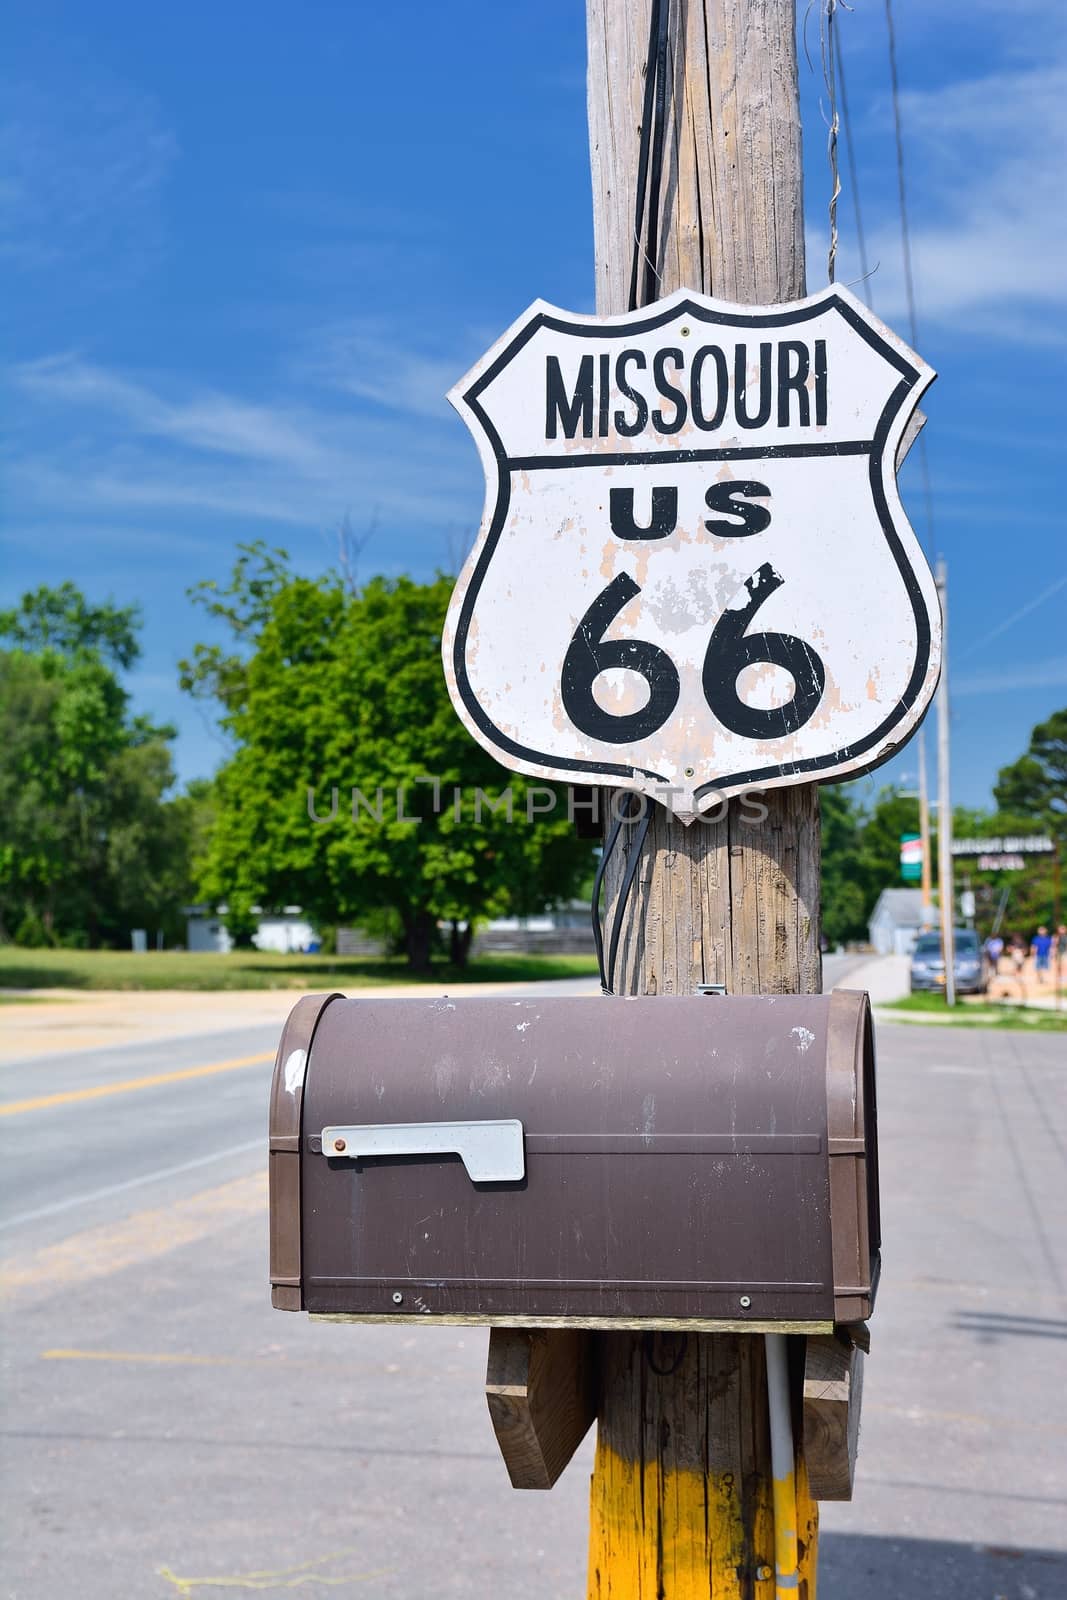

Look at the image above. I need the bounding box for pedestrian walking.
[984,933,1004,971]
[1031,925,1053,983]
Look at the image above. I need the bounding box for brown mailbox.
[269,990,879,1330]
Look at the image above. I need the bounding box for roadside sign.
[952,835,1055,856]
[900,833,922,883]
[444,285,941,818]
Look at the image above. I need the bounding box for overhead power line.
[834,23,872,306]
[821,0,842,282]
[883,0,935,549]
[957,574,1067,663]
[884,0,920,348]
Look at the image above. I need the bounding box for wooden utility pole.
[586,2,819,1593]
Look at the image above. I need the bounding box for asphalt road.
[1,968,1065,1599]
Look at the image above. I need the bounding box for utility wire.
[834,20,872,305]
[821,0,842,282]
[956,573,1067,663]
[884,0,919,348]
[884,0,935,547]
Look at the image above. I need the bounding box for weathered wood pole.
[586,3,820,1594]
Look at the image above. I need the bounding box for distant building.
[335,903,596,959]
[474,902,593,956]
[868,888,927,956]
[184,906,317,955]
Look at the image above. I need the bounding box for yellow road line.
[0,1051,274,1117]
[42,1348,243,1367]
[1,1170,266,1297]
[38,1348,409,1377]
[157,1552,391,1594]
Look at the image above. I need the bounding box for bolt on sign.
[443,285,941,820]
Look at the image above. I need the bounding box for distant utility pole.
[918,731,934,924]
[936,559,956,1004]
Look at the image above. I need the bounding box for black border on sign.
[450,293,933,801]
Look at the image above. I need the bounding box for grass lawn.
[885,993,1067,1031]
[0,946,599,993]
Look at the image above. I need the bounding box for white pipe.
[765,1333,793,1475]
[765,1332,799,1594]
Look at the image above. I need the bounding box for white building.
[184,906,317,955]
[868,888,927,957]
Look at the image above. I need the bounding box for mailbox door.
[298,995,838,1326]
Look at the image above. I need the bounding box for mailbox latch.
[320,1119,526,1184]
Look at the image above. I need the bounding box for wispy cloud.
[0,76,176,277]
[831,58,1067,337]
[4,347,481,544]
[304,320,470,420]
[955,657,1067,696]
[14,354,342,475]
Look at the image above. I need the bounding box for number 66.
[561,563,825,744]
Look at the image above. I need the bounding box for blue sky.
[2,0,1064,809]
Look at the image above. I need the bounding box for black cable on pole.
[606,799,653,994]
[627,0,671,314]
[628,0,663,313]
[592,0,672,991]
[642,0,671,307]
[834,22,872,306]
[591,807,626,992]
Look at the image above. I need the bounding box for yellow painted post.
[588,1334,778,1598]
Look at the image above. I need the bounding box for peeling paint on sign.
[443,285,941,819]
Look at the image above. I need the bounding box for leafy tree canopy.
[0,586,194,948]
[181,544,594,969]
[820,707,1067,947]
[994,709,1067,845]
[819,784,922,946]
[0,581,142,670]
[819,785,867,947]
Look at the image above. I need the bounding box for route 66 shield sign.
[443,284,940,819]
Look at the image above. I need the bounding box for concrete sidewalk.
[831,952,911,1004]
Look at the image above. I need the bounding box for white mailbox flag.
[443,285,940,819]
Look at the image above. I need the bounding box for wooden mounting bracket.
[485,1328,598,1490]
[802,1329,866,1500]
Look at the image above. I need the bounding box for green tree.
[0,581,141,669]
[983,708,1067,932]
[994,709,1067,844]
[856,788,921,910]
[819,785,867,946]
[182,544,594,970]
[0,586,192,946]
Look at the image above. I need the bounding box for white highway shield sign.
[443,285,941,818]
